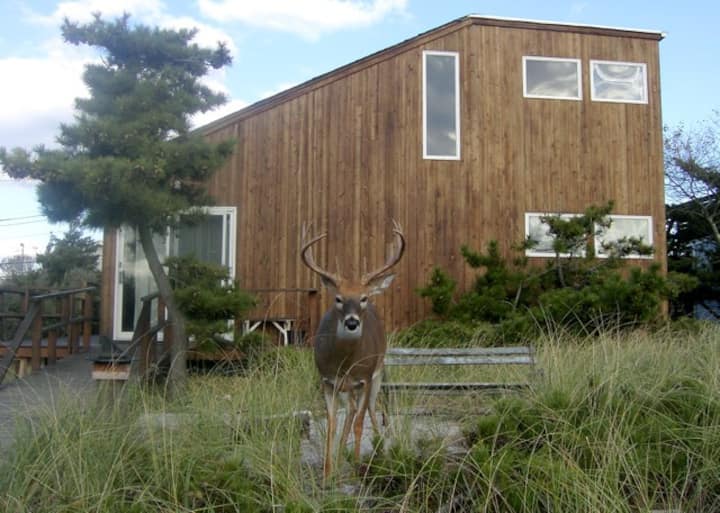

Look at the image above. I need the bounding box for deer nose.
[344,316,360,331]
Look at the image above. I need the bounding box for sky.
[0,0,718,261]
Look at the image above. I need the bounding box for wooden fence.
[0,286,95,384]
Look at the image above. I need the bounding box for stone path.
[0,352,96,454]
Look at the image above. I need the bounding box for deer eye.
[360,295,368,309]
[335,295,343,310]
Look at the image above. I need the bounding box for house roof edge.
[197,14,664,135]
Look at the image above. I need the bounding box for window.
[595,215,653,258]
[423,51,460,159]
[525,213,584,257]
[523,56,582,100]
[590,60,647,104]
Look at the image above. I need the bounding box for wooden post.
[159,297,172,356]
[68,295,79,353]
[31,304,42,371]
[61,295,70,353]
[139,314,151,379]
[47,329,57,366]
[0,291,4,341]
[22,288,29,315]
[307,290,320,347]
[82,289,93,352]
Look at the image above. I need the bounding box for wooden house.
[100,15,666,342]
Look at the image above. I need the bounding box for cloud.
[27,0,237,55]
[0,49,89,148]
[0,1,239,149]
[198,0,407,39]
[28,0,165,25]
[571,2,590,15]
[191,98,249,129]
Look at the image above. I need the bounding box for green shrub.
[414,203,699,345]
[391,319,492,348]
[167,256,256,352]
[417,267,456,317]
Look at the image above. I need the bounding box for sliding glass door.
[113,207,236,340]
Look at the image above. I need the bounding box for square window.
[523,56,582,100]
[590,60,647,104]
[525,213,584,257]
[595,215,653,258]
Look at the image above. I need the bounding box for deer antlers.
[301,224,343,288]
[361,219,405,285]
[301,220,405,286]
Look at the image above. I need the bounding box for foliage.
[391,318,492,348]
[167,256,256,352]
[415,203,692,343]
[665,111,720,318]
[0,14,235,391]
[416,267,456,317]
[36,224,100,286]
[0,15,234,230]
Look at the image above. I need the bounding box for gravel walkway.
[0,352,96,455]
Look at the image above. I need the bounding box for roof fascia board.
[469,15,665,41]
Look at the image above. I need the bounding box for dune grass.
[0,323,718,512]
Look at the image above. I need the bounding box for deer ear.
[367,274,395,296]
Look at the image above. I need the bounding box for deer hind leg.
[321,382,340,481]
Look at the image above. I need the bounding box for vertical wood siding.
[101,21,665,336]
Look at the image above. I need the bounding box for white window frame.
[525,212,585,258]
[422,50,461,160]
[522,56,582,101]
[595,214,653,259]
[169,206,237,279]
[590,60,648,104]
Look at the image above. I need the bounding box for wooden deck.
[0,335,100,381]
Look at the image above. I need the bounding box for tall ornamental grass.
[0,325,718,512]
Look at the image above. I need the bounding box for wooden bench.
[382,346,538,392]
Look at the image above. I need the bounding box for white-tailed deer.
[301,220,405,480]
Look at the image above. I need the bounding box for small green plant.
[167,256,256,352]
[416,267,456,317]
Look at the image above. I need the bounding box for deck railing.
[0,286,95,384]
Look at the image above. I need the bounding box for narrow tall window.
[590,60,647,104]
[423,51,460,160]
[523,56,582,100]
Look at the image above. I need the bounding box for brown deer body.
[301,221,405,480]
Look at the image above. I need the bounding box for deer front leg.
[367,367,384,434]
[339,386,358,455]
[353,382,371,460]
[322,381,339,481]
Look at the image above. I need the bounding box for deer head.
[301,220,405,341]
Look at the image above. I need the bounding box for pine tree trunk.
[137,224,187,395]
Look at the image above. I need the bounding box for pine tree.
[0,14,234,393]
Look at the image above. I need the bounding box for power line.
[0,219,49,227]
[0,214,45,222]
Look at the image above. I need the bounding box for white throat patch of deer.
[301,221,405,481]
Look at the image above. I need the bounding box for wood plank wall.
[101,21,665,336]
